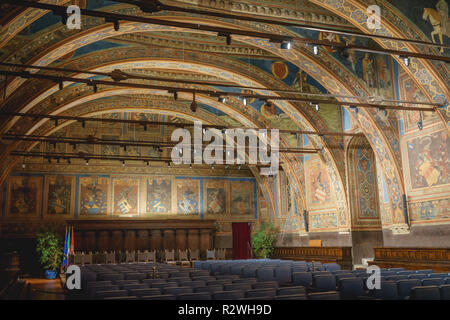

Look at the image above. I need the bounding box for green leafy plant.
[35,226,63,271]
[251,223,277,259]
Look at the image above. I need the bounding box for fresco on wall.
[113,178,139,215]
[127,112,161,134]
[7,176,42,218]
[176,179,199,215]
[204,180,227,215]
[307,160,332,206]
[310,212,338,230]
[79,176,109,215]
[407,130,449,188]
[355,147,379,218]
[231,181,254,216]
[101,135,120,156]
[45,175,74,216]
[409,198,450,221]
[147,178,172,213]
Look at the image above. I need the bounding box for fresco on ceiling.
[176,179,200,215]
[204,180,227,215]
[79,176,109,215]
[46,131,67,154]
[127,112,161,134]
[387,0,449,52]
[407,130,449,189]
[7,176,42,218]
[113,177,139,215]
[45,175,74,217]
[230,181,254,216]
[101,135,120,156]
[147,178,172,214]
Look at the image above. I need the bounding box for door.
[232,222,251,260]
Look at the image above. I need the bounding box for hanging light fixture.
[190,92,198,112]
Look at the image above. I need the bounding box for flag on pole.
[69,226,74,256]
[62,226,68,268]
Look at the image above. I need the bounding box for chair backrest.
[338,278,365,299]
[74,252,83,265]
[189,249,200,260]
[179,250,189,261]
[274,266,292,285]
[206,249,215,260]
[125,251,136,263]
[313,274,336,292]
[216,249,226,260]
[422,278,445,286]
[292,272,313,287]
[277,286,306,296]
[308,291,340,300]
[165,250,175,262]
[212,290,245,300]
[83,252,93,265]
[256,267,276,282]
[178,292,212,300]
[439,284,450,300]
[397,279,422,299]
[106,251,115,264]
[245,288,277,298]
[409,286,440,300]
[147,251,156,262]
[373,281,398,300]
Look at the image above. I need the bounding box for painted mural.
[230,181,254,216]
[113,178,139,215]
[406,130,449,189]
[79,176,109,216]
[146,178,172,214]
[101,135,120,156]
[176,179,200,216]
[307,159,333,207]
[6,176,42,218]
[310,212,338,230]
[45,175,74,217]
[205,180,227,215]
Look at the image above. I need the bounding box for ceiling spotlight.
[56,158,60,164]
[22,162,26,169]
[146,161,150,166]
[48,158,51,164]
[313,45,319,55]
[180,148,183,156]
[122,160,126,167]
[93,84,98,93]
[113,20,120,31]
[59,81,63,90]
[238,165,241,170]
[417,120,423,130]
[67,158,71,164]
[173,91,178,100]
[218,97,226,103]
[225,165,229,169]
[281,41,292,50]
[190,92,198,112]
[189,164,192,169]
[226,34,231,46]
[243,98,247,106]
[85,159,89,166]
[310,102,319,111]
[399,55,410,66]
[167,162,171,167]
[81,120,86,128]
[211,165,214,170]
[350,105,358,114]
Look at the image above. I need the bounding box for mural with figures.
[79,177,109,216]
[205,180,227,216]
[231,181,254,216]
[113,178,139,215]
[306,158,333,207]
[146,178,172,214]
[45,175,74,217]
[406,130,449,189]
[6,176,42,218]
[176,179,200,216]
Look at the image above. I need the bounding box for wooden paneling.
[67,219,216,253]
[272,247,353,269]
[369,247,450,272]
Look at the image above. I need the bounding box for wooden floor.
[24,278,65,300]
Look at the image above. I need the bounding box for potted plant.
[251,223,277,259]
[35,226,63,279]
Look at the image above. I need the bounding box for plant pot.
[44,270,58,280]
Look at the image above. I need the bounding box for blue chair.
[213,290,245,300]
[335,274,355,282]
[388,268,405,272]
[338,278,367,299]
[180,280,206,288]
[162,287,193,296]
[231,265,244,276]
[98,273,124,281]
[372,281,399,300]
[292,272,313,287]
[114,279,140,286]
[178,292,212,300]
[446,278,450,284]
[130,288,161,297]
[408,274,427,280]
[439,284,450,300]
[242,267,258,278]
[396,271,414,275]
[422,278,445,286]
[277,286,306,296]
[142,294,176,300]
[224,283,252,291]
[397,279,422,300]
[409,286,440,300]
[415,269,433,275]
[308,291,340,300]
[252,281,279,289]
[274,266,292,285]
[245,288,277,299]
[386,275,409,281]
[125,273,146,280]
[313,274,337,292]
[275,294,307,300]
[233,278,257,284]
[428,273,449,278]
[151,282,177,289]
[89,285,120,298]
[324,263,341,272]
[95,289,128,299]
[256,268,276,282]
[120,283,148,291]
[194,286,223,293]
